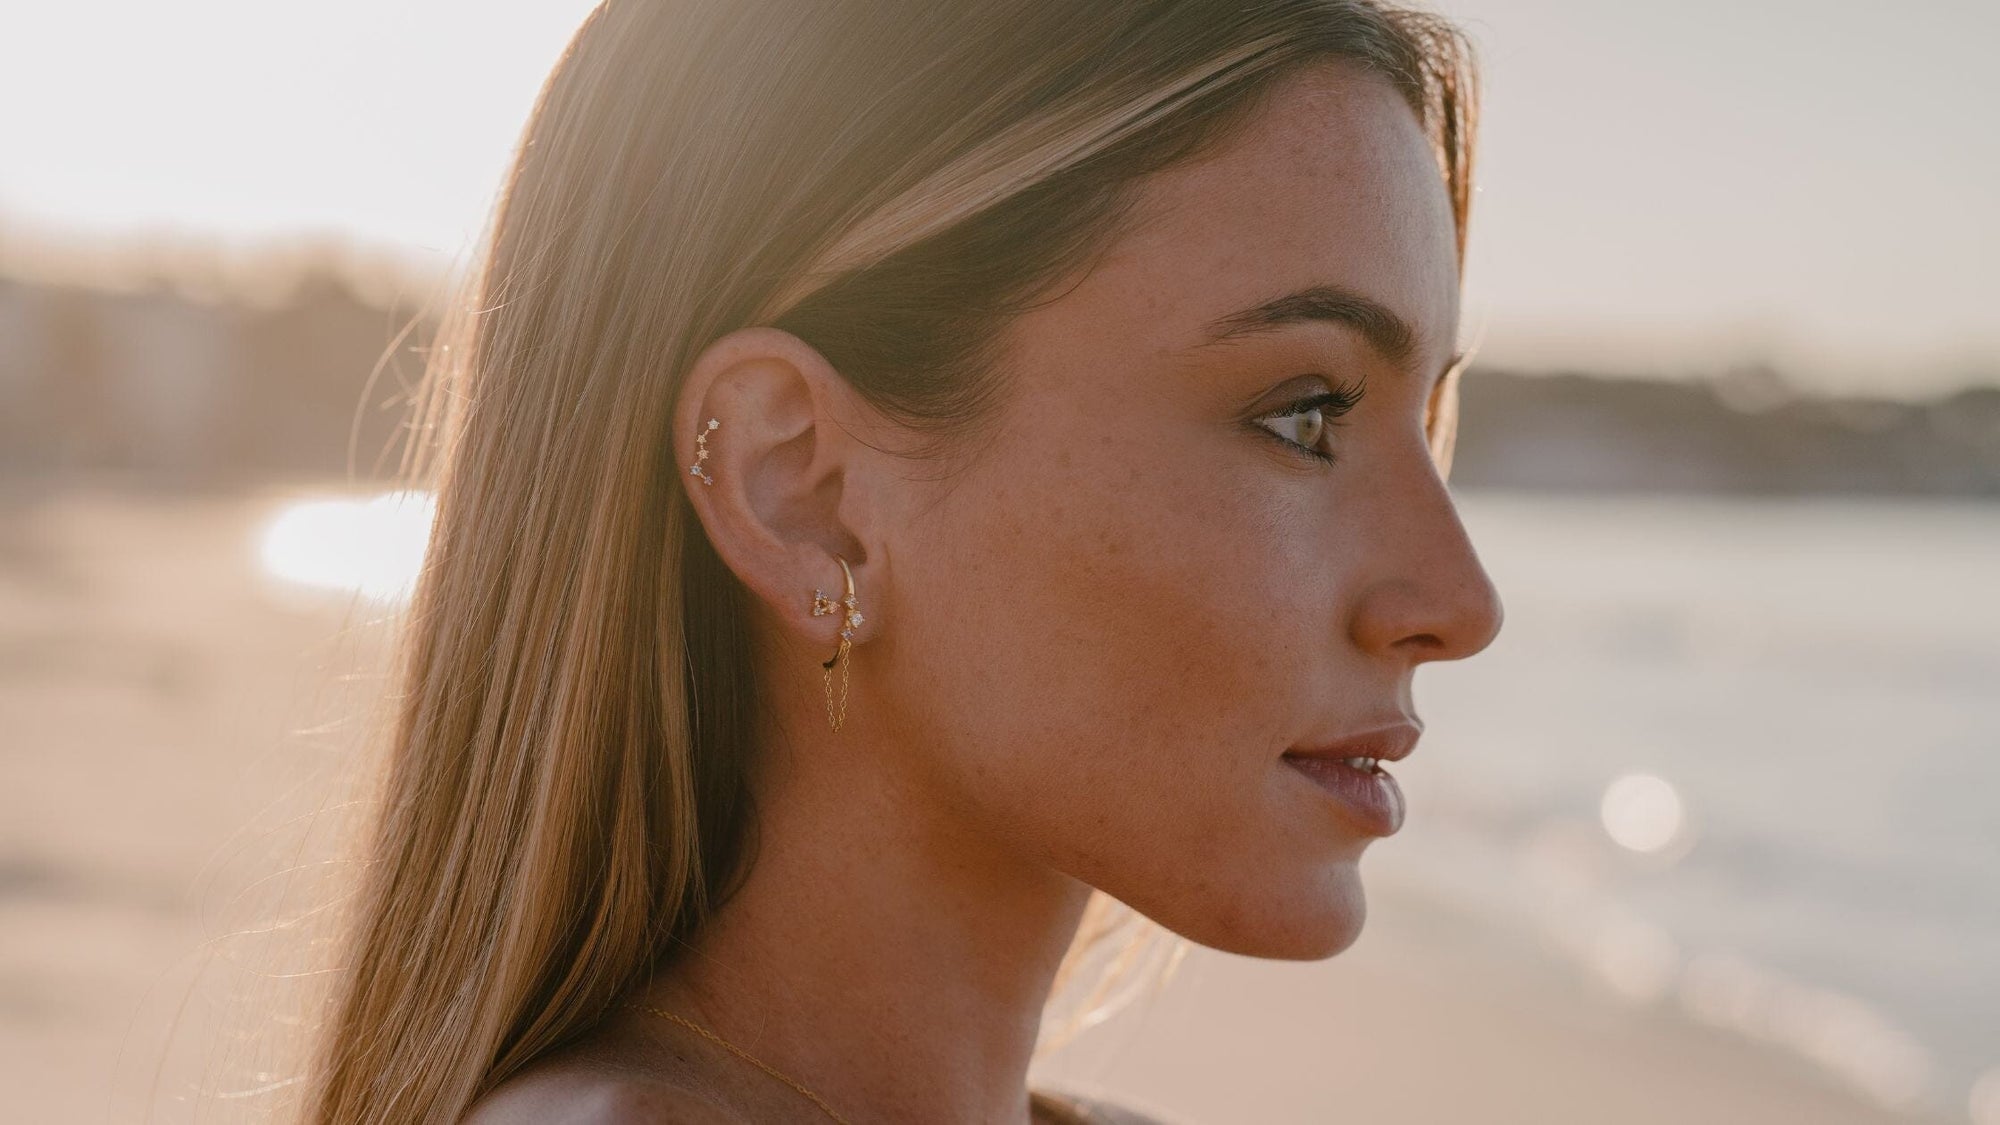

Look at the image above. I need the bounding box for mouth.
[1279,722,1420,837]
[1293,754,1387,774]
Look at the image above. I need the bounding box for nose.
[1347,458,1505,665]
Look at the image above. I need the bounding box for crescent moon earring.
[809,556,863,733]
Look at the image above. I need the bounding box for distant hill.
[3,262,1995,496]
[1453,368,2000,497]
[0,265,433,486]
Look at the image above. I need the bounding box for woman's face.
[875,61,1504,959]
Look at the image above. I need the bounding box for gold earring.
[809,556,863,733]
[688,417,718,485]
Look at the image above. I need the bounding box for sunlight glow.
[256,490,435,603]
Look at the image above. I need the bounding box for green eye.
[1254,377,1367,464]
[1264,404,1327,450]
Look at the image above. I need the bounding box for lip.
[1281,721,1421,837]
[1284,721,1422,765]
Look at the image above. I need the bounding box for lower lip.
[1283,756,1405,837]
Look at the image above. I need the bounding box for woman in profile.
[303,0,1503,1121]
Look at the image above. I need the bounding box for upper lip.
[1284,721,1422,764]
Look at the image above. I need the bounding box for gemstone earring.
[688,417,718,485]
[810,555,864,733]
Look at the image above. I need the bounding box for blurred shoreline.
[2,249,1998,498]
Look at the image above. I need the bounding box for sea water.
[1379,488,2000,1123]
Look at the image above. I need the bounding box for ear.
[673,326,882,650]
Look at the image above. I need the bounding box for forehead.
[1031,61,1460,375]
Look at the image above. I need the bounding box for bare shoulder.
[462,1054,746,1125]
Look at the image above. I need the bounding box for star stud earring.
[689,417,718,485]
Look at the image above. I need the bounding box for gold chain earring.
[809,556,863,733]
[688,417,718,484]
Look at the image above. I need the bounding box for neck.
[635,699,1096,1123]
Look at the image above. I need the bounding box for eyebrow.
[1193,282,1462,381]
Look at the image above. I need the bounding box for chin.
[1147,860,1372,961]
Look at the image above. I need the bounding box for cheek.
[885,419,1328,858]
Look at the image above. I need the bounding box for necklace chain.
[625,1002,853,1123]
[622,1002,1083,1124]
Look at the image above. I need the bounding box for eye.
[1253,376,1368,464]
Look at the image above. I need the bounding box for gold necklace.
[626,1002,852,1123]
[623,1002,1084,1124]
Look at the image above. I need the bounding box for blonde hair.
[303,2,1480,1120]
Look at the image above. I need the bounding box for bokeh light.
[1598,772,1686,855]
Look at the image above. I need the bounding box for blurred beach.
[3,1,1996,1119]
[4,479,1991,1124]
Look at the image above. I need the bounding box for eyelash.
[1254,376,1368,464]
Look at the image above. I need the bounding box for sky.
[1,0,1994,398]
